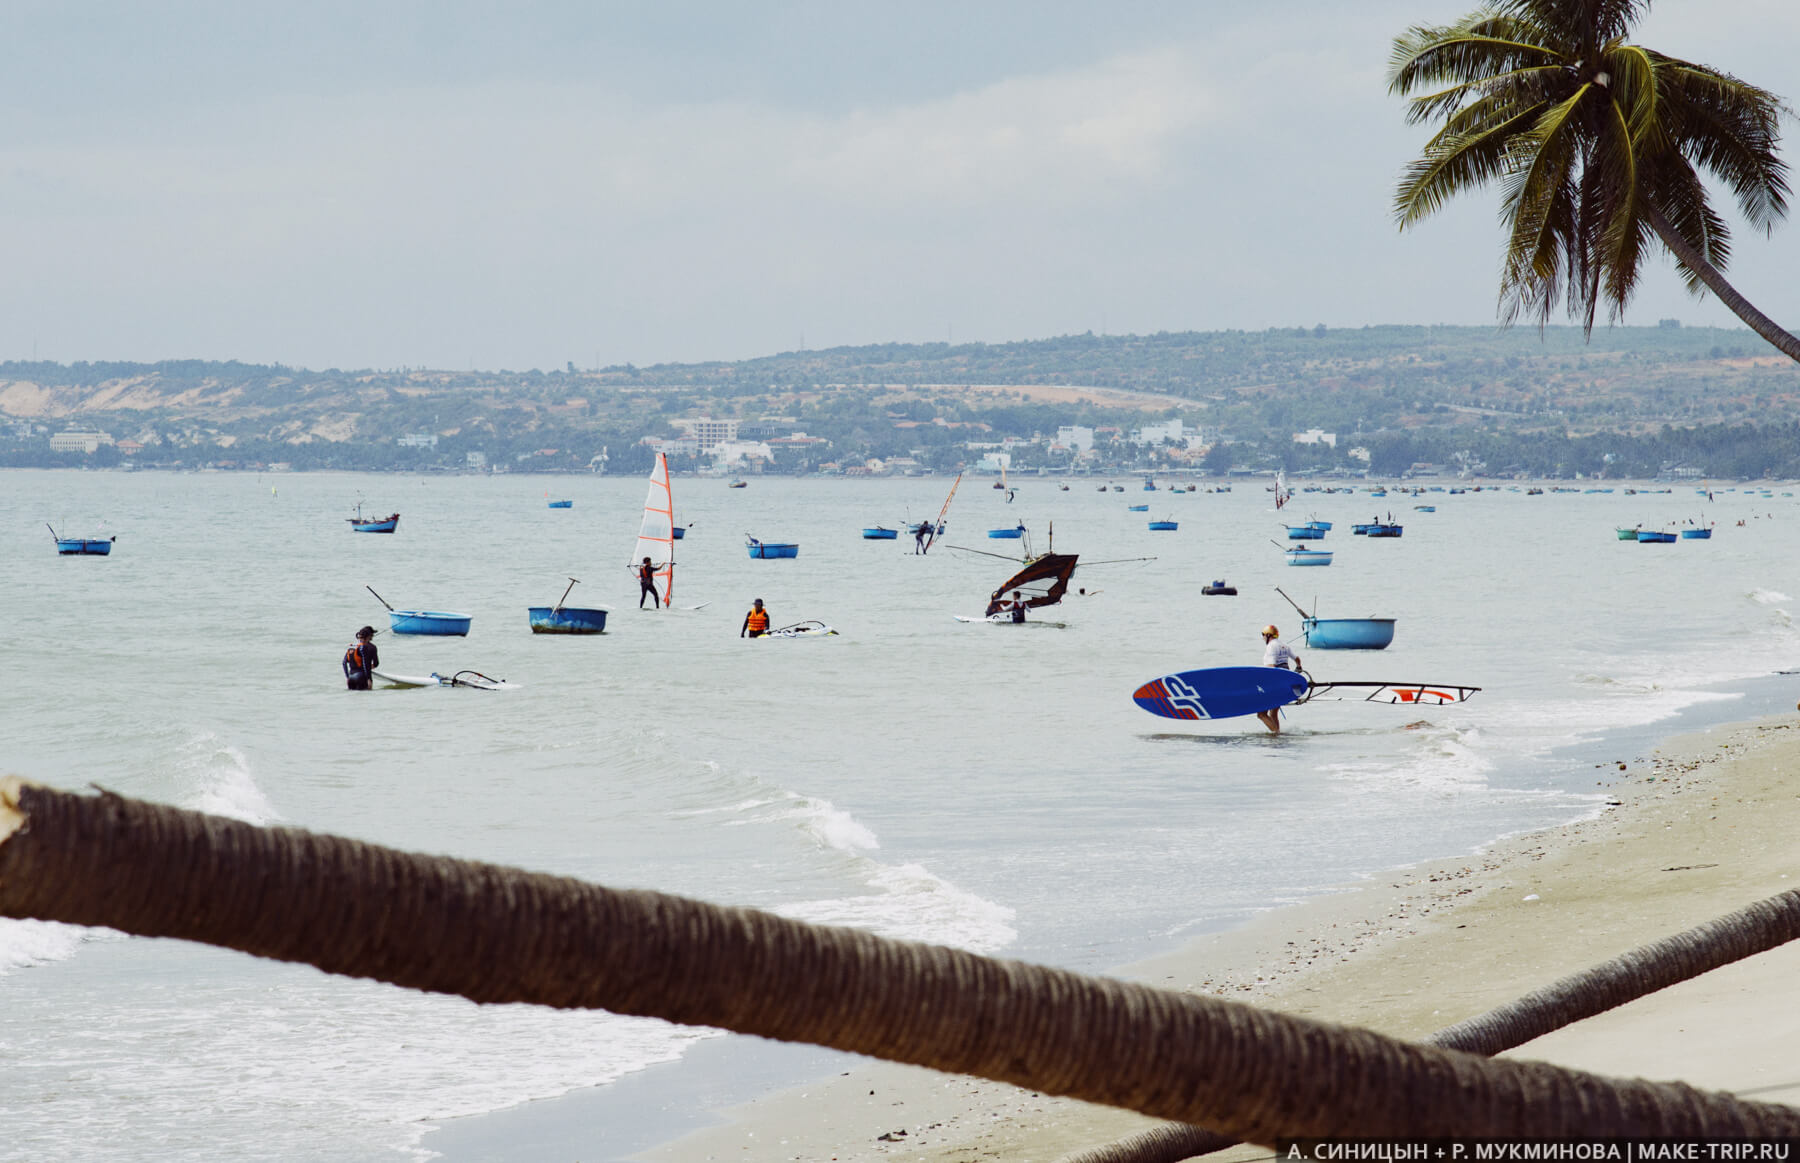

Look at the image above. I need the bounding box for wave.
[174,733,277,825]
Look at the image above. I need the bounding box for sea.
[3,468,1797,1162]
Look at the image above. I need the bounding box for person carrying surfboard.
[343,626,379,691]
[1257,625,1300,733]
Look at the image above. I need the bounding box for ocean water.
[3,470,1797,1161]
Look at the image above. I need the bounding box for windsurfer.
[1256,624,1300,734]
[914,522,929,554]
[1008,590,1028,624]
[741,598,770,638]
[343,626,379,691]
[636,556,662,609]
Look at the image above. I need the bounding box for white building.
[642,435,701,457]
[465,451,487,468]
[1293,429,1337,448]
[710,439,774,466]
[1130,419,1186,446]
[398,433,438,448]
[977,451,1012,473]
[50,429,114,454]
[1054,425,1095,452]
[672,418,739,450]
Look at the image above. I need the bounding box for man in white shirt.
[1257,625,1300,733]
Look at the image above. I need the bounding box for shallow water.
[3,470,1795,1160]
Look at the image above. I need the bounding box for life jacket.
[344,642,371,672]
[638,563,656,585]
[745,608,769,633]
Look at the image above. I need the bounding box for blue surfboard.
[1132,666,1309,721]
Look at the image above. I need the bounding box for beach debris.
[1522,893,1540,901]
[876,1129,909,1141]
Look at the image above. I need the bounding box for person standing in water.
[343,626,379,691]
[636,556,662,609]
[914,522,930,554]
[1008,590,1028,623]
[1256,624,1300,734]
[741,598,770,638]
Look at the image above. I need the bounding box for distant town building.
[710,439,773,466]
[115,440,144,456]
[1347,446,1372,464]
[1292,429,1337,448]
[398,433,439,448]
[1054,426,1095,453]
[465,451,487,468]
[50,430,114,453]
[642,435,701,457]
[673,418,739,450]
[977,451,1012,473]
[1130,419,1190,447]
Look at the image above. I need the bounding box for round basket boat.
[388,609,472,636]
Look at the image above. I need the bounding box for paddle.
[554,577,580,614]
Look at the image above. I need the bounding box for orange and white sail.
[632,452,675,606]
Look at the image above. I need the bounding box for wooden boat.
[1201,580,1237,595]
[1636,529,1677,544]
[529,578,608,634]
[347,502,399,533]
[862,526,899,540]
[1147,519,1178,531]
[49,525,114,556]
[388,609,473,636]
[746,537,799,559]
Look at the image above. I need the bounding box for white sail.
[632,452,675,606]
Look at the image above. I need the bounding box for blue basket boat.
[1679,526,1713,540]
[1127,504,1149,512]
[747,537,799,559]
[1305,520,1333,531]
[54,536,114,555]
[1636,530,1677,544]
[528,606,609,634]
[1302,617,1396,650]
[547,499,573,509]
[987,524,1026,539]
[389,610,473,636]
[1285,525,1327,540]
[1366,524,1404,538]
[1148,519,1178,531]
[862,526,899,540]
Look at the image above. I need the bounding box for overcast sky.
[2,1,1795,371]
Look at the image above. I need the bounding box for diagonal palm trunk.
[1642,203,1800,364]
[5,780,1800,1144]
[1060,887,1800,1163]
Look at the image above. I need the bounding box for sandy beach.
[643,712,1800,1162]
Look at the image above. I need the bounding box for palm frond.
[1389,16,1565,96]
[1396,105,1547,227]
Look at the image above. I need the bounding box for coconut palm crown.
[1390,0,1800,362]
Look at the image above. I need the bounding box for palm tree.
[1390,0,1800,363]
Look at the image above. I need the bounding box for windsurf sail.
[632,452,676,607]
[923,472,962,553]
[1296,681,1480,706]
[984,552,1078,617]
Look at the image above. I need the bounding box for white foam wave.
[1750,588,1793,605]
[0,919,92,977]
[175,732,277,825]
[1321,721,1494,792]
[731,792,880,852]
[776,861,1018,954]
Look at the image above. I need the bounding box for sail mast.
[924,472,962,553]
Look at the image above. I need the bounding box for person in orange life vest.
[636,556,664,609]
[741,598,770,638]
[343,626,379,691]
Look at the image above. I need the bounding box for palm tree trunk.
[1061,888,1800,1163]
[1643,203,1800,364]
[5,779,1800,1143]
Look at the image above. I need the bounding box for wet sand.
[643,714,1800,1162]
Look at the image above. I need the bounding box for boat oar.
[1274,586,1310,619]
[554,576,580,614]
[46,523,58,542]
[366,585,395,611]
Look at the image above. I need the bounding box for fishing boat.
[1366,523,1404,538]
[987,523,1026,539]
[1284,524,1327,540]
[1351,523,1376,535]
[1279,589,1394,650]
[546,499,573,509]
[1305,519,1332,531]
[1143,478,1156,491]
[1201,580,1237,595]
[862,526,899,540]
[1414,505,1436,513]
[388,610,473,636]
[632,453,677,607]
[1636,529,1677,544]
[1127,504,1149,512]
[1111,485,1125,492]
[1148,519,1178,531]
[1615,526,1641,541]
[1284,547,1333,566]
[1679,527,1713,540]
[528,578,609,634]
[727,478,747,488]
[746,537,799,558]
[347,503,399,533]
[47,525,114,555]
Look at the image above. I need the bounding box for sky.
[1,1,1796,371]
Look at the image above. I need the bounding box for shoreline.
[422,678,1800,1162]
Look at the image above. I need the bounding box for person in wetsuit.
[914,522,929,554]
[1008,590,1028,623]
[637,556,662,609]
[343,625,379,690]
[741,598,770,638]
